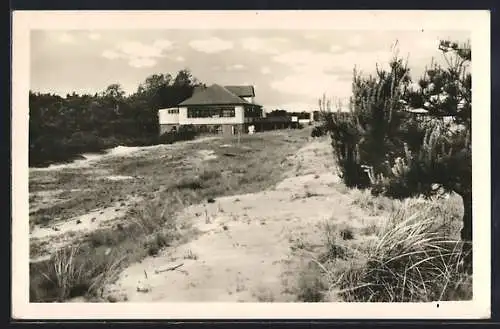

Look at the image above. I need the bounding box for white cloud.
[398,37,441,58]
[270,72,353,100]
[261,66,271,75]
[270,49,397,99]
[118,41,165,58]
[414,36,441,51]
[241,37,288,54]
[175,56,185,62]
[58,32,76,44]
[102,39,174,68]
[273,49,394,75]
[227,64,246,71]
[88,32,101,40]
[304,34,319,40]
[153,39,173,50]
[189,37,233,53]
[102,50,122,60]
[270,34,447,101]
[347,35,363,48]
[128,57,157,68]
[330,45,342,53]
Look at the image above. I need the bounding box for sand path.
[104,138,356,302]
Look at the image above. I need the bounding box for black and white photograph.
[12,10,491,319]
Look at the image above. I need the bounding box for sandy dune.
[30,195,143,262]
[103,138,360,302]
[29,136,223,261]
[30,137,220,172]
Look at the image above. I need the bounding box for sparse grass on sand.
[29,129,311,302]
[296,189,472,302]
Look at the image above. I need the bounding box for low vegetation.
[336,206,469,302]
[296,191,471,302]
[29,129,311,302]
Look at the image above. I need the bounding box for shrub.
[158,125,198,145]
[320,55,411,189]
[199,169,222,181]
[30,245,125,302]
[144,232,171,256]
[336,204,470,302]
[175,177,203,190]
[311,125,327,138]
[296,261,328,302]
[88,228,130,248]
[66,131,107,154]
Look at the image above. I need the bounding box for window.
[187,106,235,118]
[244,106,262,118]
[222,109,235,117]
[167,109,179,114]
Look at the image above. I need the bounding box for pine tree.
[403,40,472,269]
[323,39,472,269]
[322,54,412,188]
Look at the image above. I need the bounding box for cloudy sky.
[31,29,469,111]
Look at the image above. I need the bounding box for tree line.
[266,110,312,120]
[29,69,203,167]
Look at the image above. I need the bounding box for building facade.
[158,84,263,136]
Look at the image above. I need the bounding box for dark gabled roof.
[224,85,255,98]
[192,85,255,98]
[193,85,206,95]
[179,84,257,106]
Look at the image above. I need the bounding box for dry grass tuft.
[322,200,471,302]
[296,261,328,302]
[31,244,125,302]
[296,193,471,303]
[350,188,401,216]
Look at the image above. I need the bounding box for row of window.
[165,106,262,118]
[187,107,236,118]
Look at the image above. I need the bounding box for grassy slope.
[29,128,312,302]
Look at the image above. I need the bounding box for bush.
[175,177,203,190]
[66,131,107,154]
[30,245,125,302]
[199,169,222,181]
[330,203,471,302]
[158,125,198,144]
[144,232,172,256]
[311,125,327,138]
[296,261,328,302]
[320,56,411,189]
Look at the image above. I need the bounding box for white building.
[158,84,263,136]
